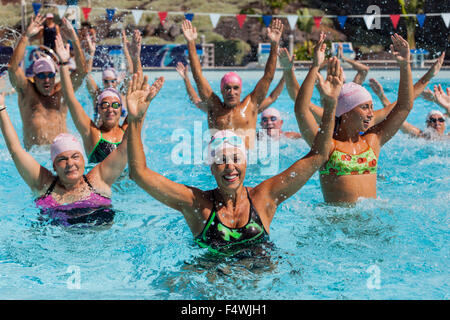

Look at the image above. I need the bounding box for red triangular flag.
[313,16,322,29]
[390,14,400,29]
[82,7,92,21]
[158,12,168,25]
[236,14,246,28]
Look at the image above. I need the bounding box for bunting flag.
[442,13,450,28]
[236,14,246,28]
[287,15,298,30]
[106,8,115,22]
[390,14,400,29]
[337,15,348,29]
[131,9,143,24]
[158,12,168,25]
[313,16,322,29]
[56,5,67,18]
[416,14,426,28]
[363,15,376,30]
[262,15,272,27]
[32,2,42,15]
[184,13,194,21]
[82,7,92,21]
[210,13,220,28]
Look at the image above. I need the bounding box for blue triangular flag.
[416,14,426,28]
[106,8,115,22]
[184,13,194,21]
[32,2,42,15]
[262,15,272,27]
[337,15,348,29]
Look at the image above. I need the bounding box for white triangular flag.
[363,15,375,30]
[57,5,67,19]
[210,14,220,28]
[287,15,298,30]
[131,10,143,25]
[442,13,450,28]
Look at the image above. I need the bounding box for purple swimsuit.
[35,175,114,226]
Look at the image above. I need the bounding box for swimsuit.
[87,130,124,163]
[195,188,269,255]
[43,25,57,49]
[320,140,378,176]
[35,175,114,226]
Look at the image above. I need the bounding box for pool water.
[0,70,449,299]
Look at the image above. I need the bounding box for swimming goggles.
[262,116,278,122]
[427,117,445,123]
[35,72,56,79]
[98,101,122,110]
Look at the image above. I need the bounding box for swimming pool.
[0,70,448,299]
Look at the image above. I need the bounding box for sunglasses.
[427,117,445,123]
[35,72,56,79]
[98,101,122,110]
[103,79,117,85]
[262,116,278,122]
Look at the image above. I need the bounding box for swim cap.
[51,133,85,163]
[261,107,282,120]
[46,13,54,19]
[208,130,247,165]
[336,82,372,117]
[97,87,122,105]
[33,57,56,76]
[427,110,444,120]
[102,67,117,80]
[220,72,242,91]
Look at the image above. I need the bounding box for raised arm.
[367,34,413,146]
[8,14,46,93]
[255,58,342,223]
[400,121,422,137]
[279,47,300,102]
[249,19,283,107]
[258,75,285,113]
[0,94,52,191]
[83,33,100,101]
[294,32,327,146]
[55,34,96,148]
[181,20,221,108]
[121,30,134,75]
[338,43,370,85]
[433,84,450,117]
[60,18,87,91]
[176,62,207,112]
[129,30,143,79]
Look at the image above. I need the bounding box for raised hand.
[126,74,164,120]
[433,84,450,111]
[316,57,344,106]
[266,19,283,44]
[278,47,294,70]
[181,20,197,43]
[129,29,142,57]
[421,88,435,102]
[26,14,45,38]
[313,32,327,67]
[423,51,445,81]
[390,33,410,64]
[176,62,188,80]
[369,78,385,97]
[60,17,77,41]
[54,33,71,63]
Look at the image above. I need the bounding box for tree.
[398,0,426,49]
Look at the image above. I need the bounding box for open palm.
[26,14,45,38]
[316,57,343,105]
[126,75,165,120]
[266,19,283,44]
[182,20,197,42]
[390,33,410,63]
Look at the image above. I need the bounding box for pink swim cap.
[220,72,242,91]
[33,57,56,75]
[336,82,372,117]
[97,87,122,105]
[51,133,85,163]
[102,67,117,80]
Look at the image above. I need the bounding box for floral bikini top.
[319,140,378,176]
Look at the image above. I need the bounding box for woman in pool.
[0,75,159,226]
[55,34,127,163]
[295,33,414,203]
[126,58,343,255]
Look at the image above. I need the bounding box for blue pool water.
[0,69,449,299]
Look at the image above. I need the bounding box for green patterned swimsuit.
[88,130,124,164]
[195,188,269,255]
[320,142,378,176]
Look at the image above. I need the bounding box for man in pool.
[7,15,87,150]
[258,107,302,140]
[181,19,284,148]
